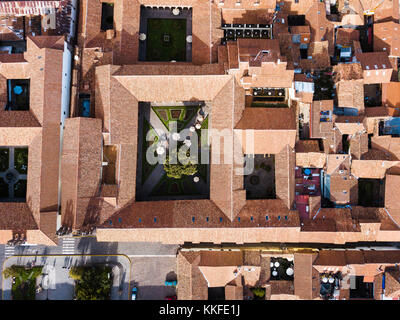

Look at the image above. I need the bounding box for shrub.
[69,267,85,281]
[251,287,266,299]
[163,152,198,179]
[74,266,112,300]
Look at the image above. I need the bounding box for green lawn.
[3,266,43,300]
[152,106,199,131]
[146,18,187,61]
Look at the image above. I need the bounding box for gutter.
[56,0,78,231]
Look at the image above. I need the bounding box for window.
[101,3,114,31]
[5,79,30,111]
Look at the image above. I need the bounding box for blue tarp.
[384,117,400,135]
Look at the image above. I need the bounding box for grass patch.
[152,106,200,131]
[3,266,43,300]
[146,18,187,61]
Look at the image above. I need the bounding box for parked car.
[165,280,177,286]
[131,287,137,300]
[165,295,177,300]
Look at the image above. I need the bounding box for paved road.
[2,254,131,300]
[0,238,179,300]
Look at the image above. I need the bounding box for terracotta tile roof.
[333,63,363,81]
[296,152,326,168]
[0,53,26,63]
[351,207,399,231]
[114,75,233,103]
[301,208,359,232]
[314,250,364,266]
[382,82,400,115]
[356,52,392,70]
[295,140,321,153]
[334,116,366,135]
[326,154,350,175]
[61,117,103,230]
[28,35,65,50]
[336,28,360,47]
[235,108,295,130]
[0,34,64,245]
[384,267,400,297]
[0,203,38,231]
[374,21,400,57]
[329,173,358,204]
[385,175,400,210]
[305,2,334,55]
[234,108,296,154]
[371,136,400,160]
[0,111,41,127]
[290,26,310,35]
[294,253,318,299]
[300,41,331,70]
[351,160,399,179]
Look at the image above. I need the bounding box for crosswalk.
[5,245,15,258]
[62,237,76,255]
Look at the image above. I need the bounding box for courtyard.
[244,154,276,199]
[135,102,210,201]
[0,147,28,201]
[358,178,385,207]
[138,6,192,62]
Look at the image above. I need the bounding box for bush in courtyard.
[163,152,198,179]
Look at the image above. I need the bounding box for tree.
[74,267,112,300]
[163,152,198,179]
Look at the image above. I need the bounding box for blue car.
[131,287,137,300]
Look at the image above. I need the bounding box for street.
[0,238,179,300]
